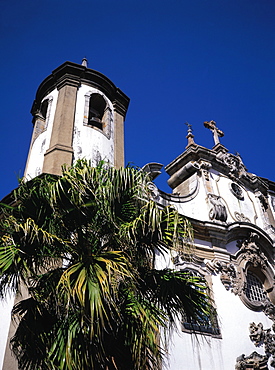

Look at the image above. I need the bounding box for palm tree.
[0,160,212,370]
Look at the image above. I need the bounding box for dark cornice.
[31,61,130,116]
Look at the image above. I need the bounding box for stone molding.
[165,144,268,195]
[31,61,130,119]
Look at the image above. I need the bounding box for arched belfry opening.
[40,99,49,120]
[88,93,106,130]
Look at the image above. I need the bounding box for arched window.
[88,94,106,130]
[246,271,266,303]
[83,92,112,139]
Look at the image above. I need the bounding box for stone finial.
[184,122,195,147]
[81,58,88,67]
[204,120,224,146]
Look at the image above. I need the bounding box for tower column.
[114,110,125,168]
[43,82,78,175]
[113,97,128,168]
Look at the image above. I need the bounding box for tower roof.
[31,61,130,117]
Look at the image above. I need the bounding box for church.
[1,60,275,370]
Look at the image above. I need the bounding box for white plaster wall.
[172,176,210,221]
[24,89,59,179]
[166,275,272,370]
[170,170,266,229]
[0,295,14,369]
[73,84,114,166]
[211,171,262,227]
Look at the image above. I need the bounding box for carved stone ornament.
[231,269,245,296]
[212,233,273,313]
[271,197,275,213]
[147,182,160,202]
[250,322,265,346]
[235,351,268,370]
[212,260,236,290]
[235,212,251,223]
[208,193,228,222]
[236,233,268,269]
[249,322,275,368]
[222,152,247,179]
[263,299,275,322]
[257,193,269,212]
[200,161,212,181]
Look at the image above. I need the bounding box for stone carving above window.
[208,193,227,222]
[236,233,268,270]
[222,152,247,180]
[212,260,236,290]
[211,232,274,312]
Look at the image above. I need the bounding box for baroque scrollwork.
[222,152,247,179]
[249,322,265,346]
[249,322,275,368]
[212,260,236,290]
[147,182,160,202]
[208,193,227,222]
[236,233,268,269]
[235,351,269,370]
[263,300,275,322]
[231,269,245,296]
[235,212,251,223]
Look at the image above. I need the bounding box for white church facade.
[1,60,275,370]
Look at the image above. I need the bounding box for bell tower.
[24,59,130,179]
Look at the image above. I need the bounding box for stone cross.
[204,120,224,145]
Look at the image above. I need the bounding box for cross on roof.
[204,120,224,145]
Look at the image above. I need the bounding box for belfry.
[24,59,129,179]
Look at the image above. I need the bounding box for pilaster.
[113,108,125,168]
[43,83,78,175]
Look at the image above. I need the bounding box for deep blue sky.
[0,0,274,198]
